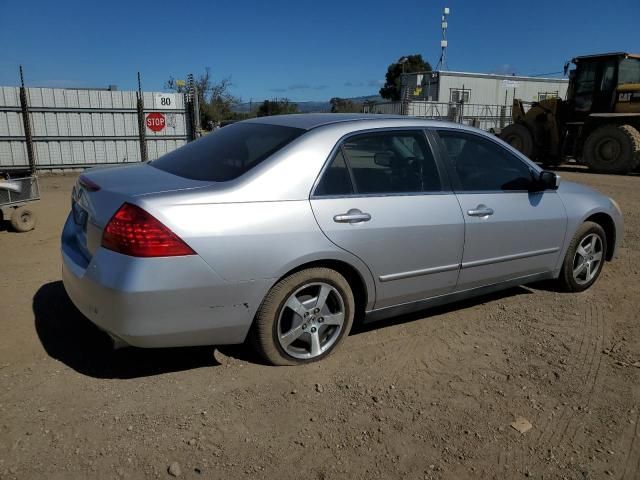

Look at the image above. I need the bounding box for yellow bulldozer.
[500,52,640,174]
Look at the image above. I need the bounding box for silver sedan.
[61,114,624,365]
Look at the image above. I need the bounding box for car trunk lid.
[65,163,211,262]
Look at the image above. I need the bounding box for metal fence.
[0,78,199,172]
[364,100,521,133]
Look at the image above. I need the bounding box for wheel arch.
[584,212,616,261]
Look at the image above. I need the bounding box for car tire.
[10,206,36,232]
[557,221,607,292]
[252,267,355,366]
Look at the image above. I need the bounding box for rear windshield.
[151,123,305,181]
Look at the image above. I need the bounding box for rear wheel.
[557,221,607,292]
[10,206,36,232]
[252,267,354,366]
[500,123,535,159]
[583,124,640,174]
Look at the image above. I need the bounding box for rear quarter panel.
[134,197,378,312]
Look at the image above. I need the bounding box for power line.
[526,71,565,78]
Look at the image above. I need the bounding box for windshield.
[151,123,305,181]
[619,58,640,85]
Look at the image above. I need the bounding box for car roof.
[245,113,417,130]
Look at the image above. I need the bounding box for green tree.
[379,55,431,101]
[257,99,299,117]
[330,97,363,113]
[165,68,240,128]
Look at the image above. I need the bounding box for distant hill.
[232,95,383,113]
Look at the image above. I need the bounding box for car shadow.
[34,281,545,375]
[351,285,534,335]
[33,281,222,379]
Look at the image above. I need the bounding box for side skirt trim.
[461,247,560,269]
[364,271,554,323]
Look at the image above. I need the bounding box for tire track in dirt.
[533,303,591,446]
[551,302,604,448]
[492,300,594,476]
[622,409,640,480]
[516,301,608,476]
[496,302,600,477]
[564,302,608,447]
[351,317,466,391]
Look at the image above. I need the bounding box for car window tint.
[151,123,304,182]
[438,131,535,191]
[314,149,353,196]
[341,131,441,194]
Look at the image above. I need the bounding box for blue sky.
[1,0,638,102]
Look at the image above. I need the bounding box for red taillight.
[101,203,195,257]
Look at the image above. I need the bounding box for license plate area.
[72,200,88,230]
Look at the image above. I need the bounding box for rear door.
[433,128,567,291]
[310,129,465,309]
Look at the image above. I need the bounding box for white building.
[366,70,570,132]
[405,70,569,105]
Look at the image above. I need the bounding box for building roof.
[573,52,640,61]
[408,70,568,83]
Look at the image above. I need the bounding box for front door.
[434,129,567,291]
[310,129,465,309]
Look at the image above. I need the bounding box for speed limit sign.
[154,93,177,109]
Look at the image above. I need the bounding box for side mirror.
[538,170,560,190]
[374,152,393,168]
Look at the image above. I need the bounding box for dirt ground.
[0,168,639,480]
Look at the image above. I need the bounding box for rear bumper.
[61,216,270,348]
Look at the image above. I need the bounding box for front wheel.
[252,267,355,365]
[557,222,607,292]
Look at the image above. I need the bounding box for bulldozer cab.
[568,52,640,121]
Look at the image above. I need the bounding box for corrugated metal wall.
[0,86,188,170]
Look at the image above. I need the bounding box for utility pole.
[18,66,36,174]
[436,7,450,71]
[136,72,148,162]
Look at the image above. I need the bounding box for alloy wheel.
[276,282,345,360]
[572,233,603,285]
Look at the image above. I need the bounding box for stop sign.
[146,112,165,132]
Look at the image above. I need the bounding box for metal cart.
[0,176,40,232]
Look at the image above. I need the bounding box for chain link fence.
[363,100,533,133]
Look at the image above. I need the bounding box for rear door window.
[318,131,442,195]
[151,123,304,181]
[314,150,354,196]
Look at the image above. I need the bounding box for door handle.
[467,205,494,217]
[333,209,371,223]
